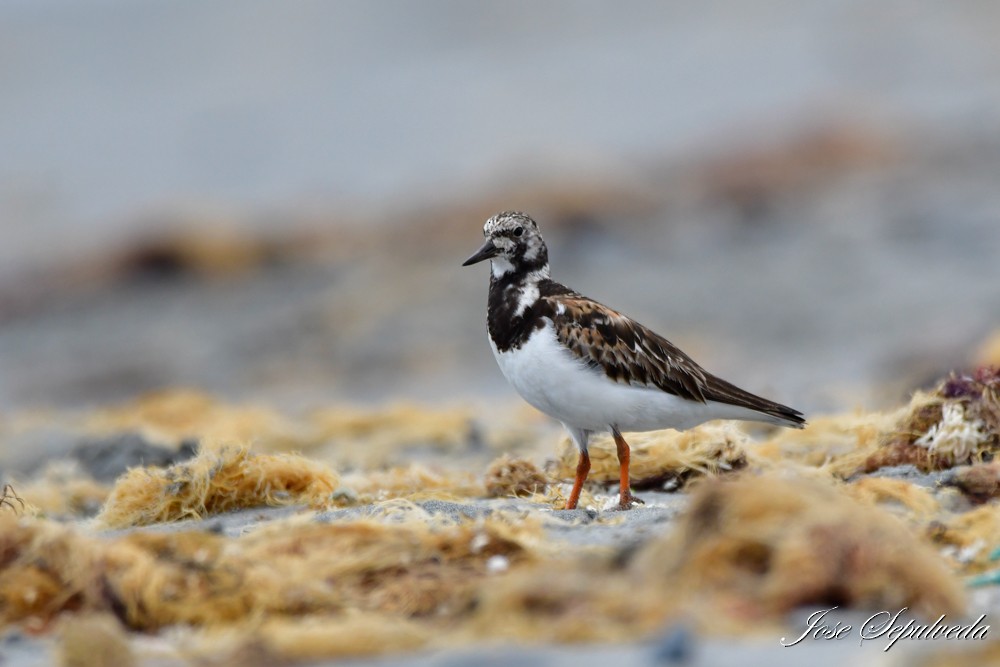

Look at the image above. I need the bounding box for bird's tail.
[703,374,806,429]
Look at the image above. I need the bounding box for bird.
[463,211,805,511]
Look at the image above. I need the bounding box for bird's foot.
[612,491,644,511]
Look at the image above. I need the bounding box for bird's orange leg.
[611,428,641,510]
[565,450,591,510]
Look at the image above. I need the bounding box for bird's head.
[462,211,549,278]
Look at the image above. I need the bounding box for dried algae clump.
[550,423,748,491]
[866,367,1000,472]
[344,464,483,503]
[914,402,989,463]
[758,367,1000,479]
[12,463,109,519]
[928,504,1000,575]
[468,560,668,644]
[58,614,135,667]
[634,474,964,619]
[847,477,939,519]
[95,445,340,528]
[753,409,899,477]
[0,509,533,637]
[241,520,530,618]
[0,514,97,627]
[228,614,429,662]
[99,531,263,628]
[484,455,549,498]
[87,390,481,468]
[946,462,1000,502]
[86,390,311,451]
[310,403,476,467]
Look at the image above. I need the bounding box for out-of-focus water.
[4,1,1000,269]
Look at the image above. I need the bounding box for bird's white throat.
[489,257,515,279]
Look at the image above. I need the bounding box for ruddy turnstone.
[463,211,805,510]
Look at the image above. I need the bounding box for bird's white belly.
[490,322,756,432]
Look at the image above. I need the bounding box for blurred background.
[2,0,999,413]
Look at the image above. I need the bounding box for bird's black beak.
[462,239,499,266]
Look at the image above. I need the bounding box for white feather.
[490,321,768,434]
[513,283,539,317]
[490,257,514,279]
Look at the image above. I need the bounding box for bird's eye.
[513,227,524,237]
